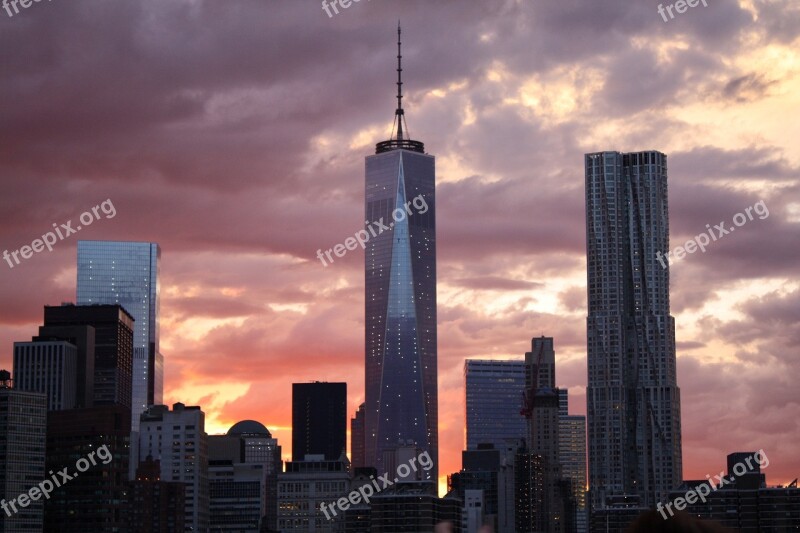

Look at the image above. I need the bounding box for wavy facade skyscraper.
[364,25,438,481]
[585,151,683,510]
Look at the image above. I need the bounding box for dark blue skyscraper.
[464,359,527,451]
[77,240,162,432]
[364,25,438,481]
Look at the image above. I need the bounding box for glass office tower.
[464,360,527,451]
[585,151,682,509]
[364,25,438,481]
[77,240,162,432]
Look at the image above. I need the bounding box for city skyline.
[1,0,799,501]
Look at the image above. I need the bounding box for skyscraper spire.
[376,22,425,154]
[395,21,404,141]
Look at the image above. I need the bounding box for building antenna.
[395,21,405,141]
[376,22,425,154]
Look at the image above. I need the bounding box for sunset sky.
[1,0,798,494]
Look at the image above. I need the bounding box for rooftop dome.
[227,420,271,437]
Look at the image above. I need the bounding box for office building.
[209,464,262,532]
[77,240,163,431]
[560,414,587,533]
[341,467,377,532]
[464,489,486,533]
[0,371,47,533]
[515,449,545,533]
[448,442,522,533]
[127,457,186,533]
[138,403,209,533]
[292,382,346,461]
[365,25,438,480]
[666,452,800,532]
[42,303,134,408]
[13,340,78,410]
[558,389,568,418]
[369,482,462,532]
[277,455,350,532]
[44,404,131,532]
[587,495,647,533]
[526,336,555,391]
[523,337,565,532]
[208,420,282,532]
[448,446,499,530]
[464,360,527,451]
[350,403,365,469]
[33,320,95,408]
[585,151,683,509]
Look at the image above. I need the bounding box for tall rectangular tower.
[464,360,527,451]
[138,403,209,533]
[364,25,438,480]
[584,151,683,509]
[0,371,47,533]
[524,336,564,533]
[350,403,365,469]
[77,240,162,432]
[292,381,347,461]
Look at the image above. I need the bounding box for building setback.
[350,403,366,469]
[32,321,95,408]
[42,304,134,408]
[585,151,683,509]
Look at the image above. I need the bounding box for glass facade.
[585,151,682,509]
[77,240,161,432]
[464,360,528,451]
[364,148,437,481]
